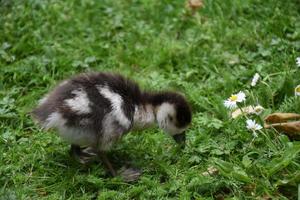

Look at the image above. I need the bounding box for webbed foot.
[70,145,97,165]
[118,167,142,182]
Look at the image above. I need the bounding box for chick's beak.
[172,132,186,147]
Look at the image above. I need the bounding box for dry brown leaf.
[256,194,272,200]
[214,194,224,200]
[264,121,300,140]
[187,0,204,11]
[36,188,48,196]
[265,121,300,133]
[264,113,300,123]
[202,166,219,176]
[242,183,256,193]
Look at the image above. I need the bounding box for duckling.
[31,72,192,180]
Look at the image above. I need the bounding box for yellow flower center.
[229,95,238,101]
[296,87,300,93]
[255,107,262,112]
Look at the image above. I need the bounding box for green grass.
[1,0,300,199]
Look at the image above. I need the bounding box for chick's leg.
[98,151,141,182]
[98,151,117,176]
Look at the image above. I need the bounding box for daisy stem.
[237,103,249,120]
[259,129,278,151]
[249,90,258,106]
[247,136,256,148]
[262,70,297,81]
[260,80,275,109]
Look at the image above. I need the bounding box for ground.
[1,0,300,199]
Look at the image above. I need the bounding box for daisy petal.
[296,57,300,67]
[246,119,262,132]
[251,73,260,87]
[295,85,300,96]
[236,91,246,102]
[224,100,237,109]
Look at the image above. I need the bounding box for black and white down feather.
[32,72,192,151]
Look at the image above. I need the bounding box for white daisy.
[295,85,300,96]
[251,73,260,87]
[253,105,264,115]
[296,57,300,67]
[224,91,246,109]
[246,119,262,136]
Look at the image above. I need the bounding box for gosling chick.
[31,72,192,179]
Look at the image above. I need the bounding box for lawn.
[1,0,300,199]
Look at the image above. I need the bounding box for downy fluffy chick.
[32,72,192,179]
